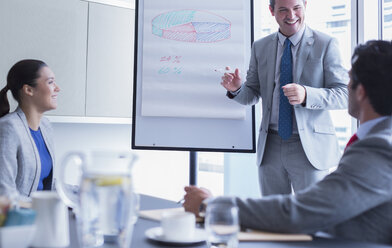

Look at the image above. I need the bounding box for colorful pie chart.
[152,10,231,43]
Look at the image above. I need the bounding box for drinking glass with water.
[205,199,239,248]
[56,150,138,248]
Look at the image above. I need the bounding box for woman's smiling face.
[30,66,60,112]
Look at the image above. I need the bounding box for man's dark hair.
[351,40,392,116]
[269,0,306,10]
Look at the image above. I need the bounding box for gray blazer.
[233,26,348,169]
[0,107,55,199]
[215,117,392,244]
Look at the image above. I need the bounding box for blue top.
[29,128,53,190]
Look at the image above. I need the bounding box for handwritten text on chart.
[158,55,183,75]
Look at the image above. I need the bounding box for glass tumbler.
[205,200,239,248]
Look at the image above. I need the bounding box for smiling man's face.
[270,0,307,37]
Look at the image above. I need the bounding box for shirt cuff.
[226,88,241,99]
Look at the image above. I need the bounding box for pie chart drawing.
[152,10,231,43]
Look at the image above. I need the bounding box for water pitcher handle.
[55,152,85,210]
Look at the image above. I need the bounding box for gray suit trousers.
[259,131,329,195]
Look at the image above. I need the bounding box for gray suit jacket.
[0,107,55,200]
[215,117,392,244]
[233,26,348,169]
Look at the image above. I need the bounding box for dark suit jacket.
[215,116,392,244]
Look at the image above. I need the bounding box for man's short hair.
[269,0,306,10]
[351,40,392,116]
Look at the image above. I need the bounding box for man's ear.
[356,84,367,101]
[22,84,34,97]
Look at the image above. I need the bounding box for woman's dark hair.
[0,59,47,117]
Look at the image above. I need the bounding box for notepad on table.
[139,207,204,223]
[238,229,312,241]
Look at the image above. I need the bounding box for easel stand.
[189,151,198,185]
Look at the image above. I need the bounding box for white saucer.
[145,227,206,245]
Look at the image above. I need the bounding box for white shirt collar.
[278,24,306,47]
[357,116,390,140]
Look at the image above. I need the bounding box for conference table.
[66,194,391,248]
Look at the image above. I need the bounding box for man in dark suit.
[184,40,392,244]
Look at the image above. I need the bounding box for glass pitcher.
[56,150,138,248]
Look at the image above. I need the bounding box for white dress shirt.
[357,116,390,140]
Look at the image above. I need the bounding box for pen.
[214,68,232,73]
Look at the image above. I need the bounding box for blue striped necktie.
[278,38,293,140]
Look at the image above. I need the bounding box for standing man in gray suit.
[184,40,392,244]
[222,0,348,195]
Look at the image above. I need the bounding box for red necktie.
[344,133,358,151]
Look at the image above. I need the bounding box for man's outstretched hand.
[220,67,242,92]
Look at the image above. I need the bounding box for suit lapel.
[295,26,314,84]
[16,107,41,194]
[267,33,278,101]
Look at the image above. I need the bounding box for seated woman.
[0,59,60,200]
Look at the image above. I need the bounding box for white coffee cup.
[161,211,195,241]
[31,191,70,248]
